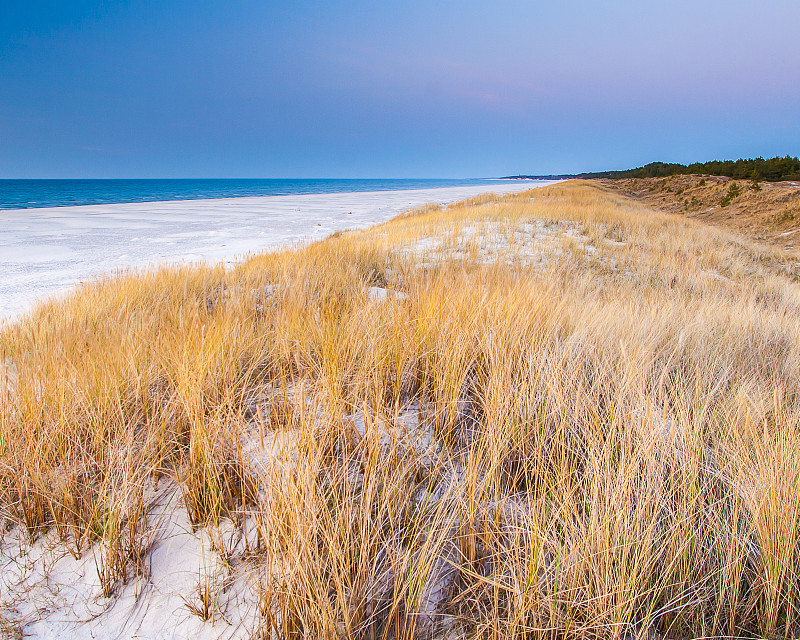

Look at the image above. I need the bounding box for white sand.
[0,404,424,640]
[1,483,261,640]
[0,182,554,321]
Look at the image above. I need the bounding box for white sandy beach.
[0,182,551,321]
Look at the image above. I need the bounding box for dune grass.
[2,181,800,638]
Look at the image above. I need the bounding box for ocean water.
[0,178,514,210]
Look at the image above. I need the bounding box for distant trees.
[581,156,800,182]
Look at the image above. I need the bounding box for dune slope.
[2,182,800,639]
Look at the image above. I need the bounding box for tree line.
[578,156,800,182]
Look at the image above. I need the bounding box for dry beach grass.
[600,175,800,252]
[2,181,800,638]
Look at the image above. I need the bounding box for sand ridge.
[0,182,554,321]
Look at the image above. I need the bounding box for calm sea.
[0,178,516,210]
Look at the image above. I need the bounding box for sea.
[0,178,516,210]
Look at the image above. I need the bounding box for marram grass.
[2,181,800,638]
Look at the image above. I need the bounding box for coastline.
[0,181,553,321]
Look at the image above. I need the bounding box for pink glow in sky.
[1,0,798,177]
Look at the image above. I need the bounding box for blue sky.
[1,0,799,178]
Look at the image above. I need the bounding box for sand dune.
[0,182,552,320]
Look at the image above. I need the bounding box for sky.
[1,0,799,178]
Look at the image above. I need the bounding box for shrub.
[751,168,763,192]
[721,182,741,207]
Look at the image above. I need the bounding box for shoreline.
[0,178,527,211]
[0,181,554,321]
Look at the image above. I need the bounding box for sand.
[0,182,552,321]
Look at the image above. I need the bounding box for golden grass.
[599,174,800,253]
[2,181,800,638]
